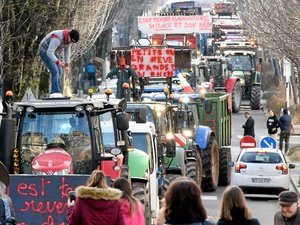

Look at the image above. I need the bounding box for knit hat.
[0,161,10,187]
[278,191,299,206]
[69,29,79,43]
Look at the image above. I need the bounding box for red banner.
[131,48,175,77]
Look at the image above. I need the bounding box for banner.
[138,15,212,34]
[131,48,175,77]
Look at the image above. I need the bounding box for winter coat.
[279,114,293,132]
[267,115,280,134]
[165,221,215,225]
[243,116,255,138]
[106,67,138,99]
[217,218,260,225]
[67,186,125,225]
[274,207,300,225]
[119,198,144,225]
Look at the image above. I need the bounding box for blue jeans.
[39,51,63,93]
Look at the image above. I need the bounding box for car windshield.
[240,152,283,164]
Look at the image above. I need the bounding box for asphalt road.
[202,105,296,225]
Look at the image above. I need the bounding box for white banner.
[138,15,212,34]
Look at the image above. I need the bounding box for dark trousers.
[279,130,291,153]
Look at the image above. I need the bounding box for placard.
[131,48,175,77]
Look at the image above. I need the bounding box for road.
[201,106,294,225]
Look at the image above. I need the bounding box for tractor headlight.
[166,132,174,140]
[182,129,193,138]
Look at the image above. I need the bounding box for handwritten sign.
[131,48,175,77]
[138,15,212,34]
[8,175,89,225]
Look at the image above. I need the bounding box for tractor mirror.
[118,99,127,111]
[116,112,129,130]
[204,99,213,114]
[166,140,176,158]
[188,111,195,128]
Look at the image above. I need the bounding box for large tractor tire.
[132,181,151,225]
[232,81,242,113]
[250,85,261,110]
[201,137,219,192]
[218,147,232,186]
[161,173,181,197]
[186,150,202,187]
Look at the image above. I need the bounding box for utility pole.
[283,57,291,112]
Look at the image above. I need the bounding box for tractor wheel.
[132,181,151,225]
[201,137,219,192]
[232,81,242,113]
[218,147,232,186]
[161,173,181,197]
[186,149,202,187]
[250,85,261,110]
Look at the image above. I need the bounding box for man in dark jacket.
[242,111,255,138]
[267,109,280,139]
[274,191,300,225]
[279,108,295,154]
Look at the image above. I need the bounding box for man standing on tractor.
[39,29,80,94]
[106,57,138,100]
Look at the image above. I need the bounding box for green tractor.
[224,48,262,110]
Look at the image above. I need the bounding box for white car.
[230,148,295,195]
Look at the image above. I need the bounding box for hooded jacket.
[68,186,125,225]
[119,198,144,225]
[267,115,280,134]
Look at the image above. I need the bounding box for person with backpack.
[39,29,80,94]
[85,61,97,87]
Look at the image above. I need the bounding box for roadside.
[262,100,300,195]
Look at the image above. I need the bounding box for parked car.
[230,148,295,195]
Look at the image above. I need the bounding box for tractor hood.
[128,149,149,178]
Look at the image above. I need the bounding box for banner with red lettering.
[138,15,212,34]
[131,48,175,77]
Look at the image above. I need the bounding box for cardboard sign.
[138,15,212,34]
[131,48,175,77]
[8,175,89,225]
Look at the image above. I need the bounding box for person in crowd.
[85,60,97,87]
[274,191,300,225]
[267,109,280,139]
[217,185,260,225]
[67,170,125,225]
[158,177,215,225]
[242,111,255,138]
[113,177,145,225]
[106,57,138,100]
[39,29,79,94]
[0,162,16,224]
[279,108,295,154]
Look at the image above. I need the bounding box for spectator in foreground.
[274,191,300,225]
[217,185,260,225]
[113,177,145,225]
[67,170,125,225]
[279,108,295,154]
[159,177,215,225]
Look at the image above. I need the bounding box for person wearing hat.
[106,57,138,101]
[274,191,300,225]
[39,29,80,94]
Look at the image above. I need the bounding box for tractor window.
[131,133,152,154]
[19,111,92,174]
[229,55,252,71]
[100,112,116,150]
